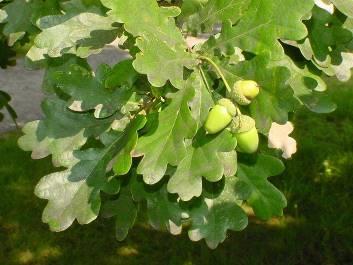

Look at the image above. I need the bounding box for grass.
[0,79,352,265]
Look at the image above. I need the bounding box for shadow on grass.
[0,80,352,265]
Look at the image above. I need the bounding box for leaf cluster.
[0,0,351,248]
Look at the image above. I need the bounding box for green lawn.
[0,79,352,265]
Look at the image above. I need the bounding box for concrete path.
[0,47,130,132]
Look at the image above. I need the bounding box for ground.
[0,78,352,265]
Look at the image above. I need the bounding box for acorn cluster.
[204,80,260,153]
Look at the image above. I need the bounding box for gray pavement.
[0,47,130,132]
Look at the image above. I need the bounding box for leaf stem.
[198,66,211,94]
[198,55,232,93]
[198,55,243,118]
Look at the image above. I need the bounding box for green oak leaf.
[99,172,121,195]
[188,177,248,249]
[179,0,208,19]
[304,7,352,61]
[168,130,237,201]
[219,150,237,177]
[134,81,197,185]
[299,7,353,81]
[2,0,61,45]
[100,128,139,176]
[204,0,313,59]
[131,175,185,235]
[102,0,184,46]
[18,121,87,168]
[42,55,91,93]
[34,116,145,232]
[237,154,286,220]
[59,0,109,16]
[187,71,214,128]
[112,136,137,176]
[102,185,138,240]
[105,59,139,89]
[101,0,197,88]
[0,90,11,111]
[37,98,114,139]
[27,12,118,61]
[35,169,101,232]
[2,0,33,44]
[184,0,250,33]
[52,59,138,118]
[271,55,337,113]
[68,115,146,183]
[132,37,196,88]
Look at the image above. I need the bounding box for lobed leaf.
[131,175,185,235]
[296,7,353,81]
[167,129,237,201]
[52,59,138,118]
[18,121,86,168]
[188,177,248,249]
[101,0,197,88]
[35,169,101,232]
[34,115,146,231]
[134,79,197,185]
[204,0,314,59]
[237,154,286,220]
[27,11,118,61]
[102,186,138,240]
[182,0,250,33]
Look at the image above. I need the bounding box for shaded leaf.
[69,115,146,183]
[188,177,248,249]
[38,97,114,139]
[53,59,138,118]
[237,154,286,219]
[131,175,185,235]
[102,186,137,240]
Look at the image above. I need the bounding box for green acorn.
[234,127,259,153]
[205,98,236,134]
[230,114,259,153]
[229,80,260,105]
